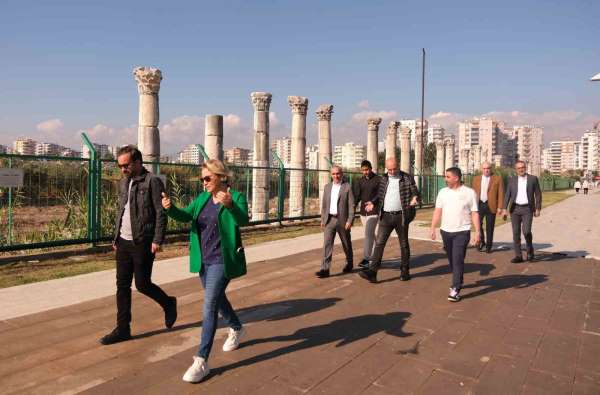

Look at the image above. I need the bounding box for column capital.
[288,96,309,115]
[367,118,382,131]
[435,140,445,149]
[400,126,412,139]
[133,66,162,95]
[387,121,400,133]
[315,104,334,121]
[444,135,455,145]
[251,92,272,111]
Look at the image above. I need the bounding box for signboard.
[0,168,24,188]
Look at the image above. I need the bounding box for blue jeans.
[197,263,242,360]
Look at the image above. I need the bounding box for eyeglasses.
[331,173,342,176]
[201,176,213,183]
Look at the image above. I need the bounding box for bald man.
[359,158,420,283]
[472,162,505,253]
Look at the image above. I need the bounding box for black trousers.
[510,205,533,258]
[478,201,496,247]
[116,237,171,329]
[440,230,470,290]
[369,212,410,272]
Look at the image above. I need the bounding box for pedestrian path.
[1,237,598,394]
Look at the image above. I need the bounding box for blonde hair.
[202,159,231,183]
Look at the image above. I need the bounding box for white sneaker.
[182,356,210,383]
[448,287,461,302]
[222,327,246,352]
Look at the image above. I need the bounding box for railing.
[0,152,574,252]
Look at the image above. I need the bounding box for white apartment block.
[305,145,319,170]
[224,147,251,166]
[333,142,366,170]
[178,144,203,165]
[13,138,37,155]
[579,128,600,174]
[458,117,513,165]
[82,143,110,159]
[272,137,292,167]
[427,124,445,144]
[399,119,428,149]
[35,142,64,156]
[513,125,543,176]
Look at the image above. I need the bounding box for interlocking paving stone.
[1,239,599,394]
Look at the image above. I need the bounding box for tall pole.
[420,48,426,174]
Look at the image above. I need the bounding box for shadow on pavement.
[461,274,548,299]
[131,297,342,340]
[211,311,412,376]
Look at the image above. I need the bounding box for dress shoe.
[165,296,177,329]
[358,268,377,283]
[511,256,524,263]
[358,259,369,269]
[342,263,353,273]
[478,242,486,252]
[99,327,131,345]
[527,251,535,261]
[315,269,330,278]
[400,269,411,281]
[486,246,492,254]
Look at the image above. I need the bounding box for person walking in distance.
[358,158,419,283]
[471,162,505,253]
[316,166,355,278]
[582,179,589,195]
[100,145,177,345]
[352,160,381,269]
[574,180,581,194]
[430,167,480,302]
[503,160,542,263]
[162,159,248,383]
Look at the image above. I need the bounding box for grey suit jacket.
[504,174,542,213]
[321,181,355,226]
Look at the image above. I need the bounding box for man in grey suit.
[503,160,542,263]
[316,165,355,278]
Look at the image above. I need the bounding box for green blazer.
[166,189,249,279]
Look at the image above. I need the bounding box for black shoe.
[400,268,411,281]
[527,252,535,261]
[165,296,177,329]
[511,256,524,263]
[358,268,377,283]
[358,259,369,269]
[315,269,330,278]
[478,242,486,252]
[342,263,354,273]
[486,247,492,254]
[100,327,131,345]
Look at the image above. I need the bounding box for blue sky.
[1,0,599,153]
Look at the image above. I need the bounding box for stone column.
[435,141,445,176]
[444,135,455,170]
[204,115,223,161]
[413,121,425,175]
[473,145,482,172]
[316,104,333,207]
[250,92,272,221]
[385,121,400,162]
[367,118,382,172]
[133,66,162,172]
[460,148,471,174]
[400,126,411,173]
[288,96,309,218]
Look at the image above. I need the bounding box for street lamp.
[591,73,600,81]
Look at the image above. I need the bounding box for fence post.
[272,151,285,223]
[81,133,99,245]
[7,157,13,245]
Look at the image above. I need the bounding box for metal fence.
[0,153,574,252]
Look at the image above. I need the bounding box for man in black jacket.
[100,145,177,345]
[352,160,381,269]
[359,158,420,283]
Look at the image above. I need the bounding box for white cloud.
[160,115,205,150]
[357,100,370,109]
[223,114,242,128]
[36,118,64,134]
[269,112,280,127]
[350,110,398,124]
[429,111,453,119]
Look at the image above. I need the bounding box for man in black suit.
[503,160,542,262]
[316,165,355,278]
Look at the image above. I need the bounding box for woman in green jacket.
[161,159,248,383]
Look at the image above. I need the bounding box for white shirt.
[582,181,589,188]
[120,180,134,240]
[383,175,402,212]
[480,175,490,202]
[515,176,529,205]
[435,185,478,233]
[329,182,342,215]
